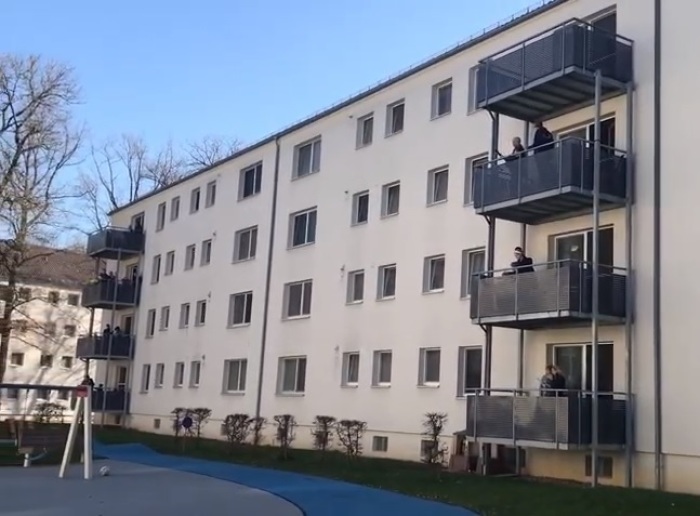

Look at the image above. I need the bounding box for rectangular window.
[342,352,360,386]
[14,320,28,333]
[458,346,483,396]
[234,226,258,262]
[228,291,253,327]
[284,280,313,318]
[372,351,392,386]
[184,244,196,270]
[351,191,369,225]
[156,202,166,231]
[464,154,489,205]
[179,303,190,328]
[189,360,201,387]
[205,181,217,207]
[294,137,322,178]
[18,287,32,301]
[40,354,53,368]
[190,187,201,213]
[418,348,441,386]
[377,264,397,299]
[165,250,175,275]
[346,270,364,304]
[64,324,76,337]
[151,254,161,284]
[467,65,480,114]
[278,356,307,394]
[141,364,151,392]
[381,182,400,217]
[57,390,69,401]
[239,162,263,199]
[146,309,156,337]
[37,388,50,400]
[195,300,207,326]
[428,167,449,204]
[61,356,74,369]
[289,208,317,247]
[423,255,446,292]
[431,79,452,118]
[372,436,388,452]
[159,306,170,331]
[174,362,185,387]
[10,352,24,366]
[461,248,486,298]
[48,291,60,305]
[170,196,180,221]
[155,363,165,388]
[223,359,247,393]
[386,100,405,136]
[201,239,212,266]
[45,322,57,336]
[67,294,80,306]
[356,113,374,148]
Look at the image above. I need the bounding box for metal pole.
[624,81,634,488]
[591,69,602,488]
[102,249,122,426]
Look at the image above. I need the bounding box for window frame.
[184,244,196,270]
[464,154,489,205]
[60,356,74,369]
[288,207,317,248]
[155,363,165,388]
[346,269,365,304]
[146,309,156,338]
[151,254,161,284]
[372,350,393,387]
[233,226,258,262]
[418,347,441,386]
[277,356,307,395]
[174,361,185,387]
[200,239,212,266]
[351,191,369,226]
[461,247,486,298]
[341,351,360,387]
[423,254,446,293]
[293,137,322,178]
[223,359,248,393]
[165,250,175,276]
[195,300,207,326]
[431,79,453,119]
[283,279,313,319]
[10,352,24,367]
[385,100,405,136]
[377,264,397,300]
[64,324,77,337]
[140,364,151,393]
[67,293,80,306]
[205,181,217,208]
[189,360,201,387]
[372,435,389,452]
[156,202,166,231]
[427,166,449,205]
[356,113,374,148]
[179,303,190,329]
[467,66,481,115]
[457,346,483,397]
[170,196,180,221]
[159,306,170,331]
[190,187,201,213]
[228,291,253,327]
[239,162,263,200]
[381,181,400,218]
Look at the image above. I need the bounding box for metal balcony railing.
[473,138,627,223]
[470,260,627,329]
[86,227,145,259]
[475,19,633,119]
[76,334,134,360]
[81,279,138,310]
[91,389,129,413]
[462,388,629,449]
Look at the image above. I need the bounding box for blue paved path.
[95,442,478,516]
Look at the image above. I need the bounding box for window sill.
[422,289,445,296]
[222,391,246,396]
[174,385,183,389]
[228,322,251,329]
[431,112,452,121]
[189,385,200,389]
[276,392,305,397]
[232,257,256,264]
[291,170,320,182]
[427,199,448,208]
[345,300,363,306]
[351,221,368,227]
[418,383,440,389]
[200,263,211,267]
[385,129,404,139]
[341,384,359,389]
[139,390,148,394]
[287,242,316,251]
[372,384,391,389]
[356,143,373,150]
[283,315,311,322]
[376,296,395,302]
[380,212,399,220]
[159,328,168,332]
[238,192,261,202]
[154,385,163,389]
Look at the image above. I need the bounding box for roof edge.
[111,0,571,216]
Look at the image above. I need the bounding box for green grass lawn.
[96,427,700,516]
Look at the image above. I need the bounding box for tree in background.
[0,54,82,385]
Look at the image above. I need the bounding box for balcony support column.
[102,249,122,426]
[590,68,602,488]
[624,81,635,489]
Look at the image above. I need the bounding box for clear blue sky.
[4,0,539,150]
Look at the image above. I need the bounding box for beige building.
[81,0,700,495]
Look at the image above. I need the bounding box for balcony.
[81,279,138,310]
[76,334,134,360]
[475,19,632,120]
[461,389,629,450]
[86,227,144,259]
[91,389,129,413]
[473,138,627,224]
[470,261,627,330]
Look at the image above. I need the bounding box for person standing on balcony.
[551,365,567,393]
[511,246,534,273]
[532,121,554,153]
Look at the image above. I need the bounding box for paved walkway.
[95,442,479,516]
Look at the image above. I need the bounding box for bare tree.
[183,135,241,171]
[0,62,81,385]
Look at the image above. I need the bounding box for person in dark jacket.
[532,121,554,153]
[550,365,567,392]
[511,246,534,273]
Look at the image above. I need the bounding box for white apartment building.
[83,0,700,495]
[1,248,98,419]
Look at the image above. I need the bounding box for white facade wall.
[101,0,700,494]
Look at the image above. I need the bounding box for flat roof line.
[111,0,571,215]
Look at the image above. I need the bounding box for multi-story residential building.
[0,247,99,419]
[85,0,700,495]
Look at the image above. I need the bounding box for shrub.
[171,407,189,438]
[336,419,366,457]
[422,412,449,466]
[190,407,212,441]
[33,402,65,424]
[273,414,296,459]
[250,416,266,446]
[222,413,252,448]
[311,415,336,452]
